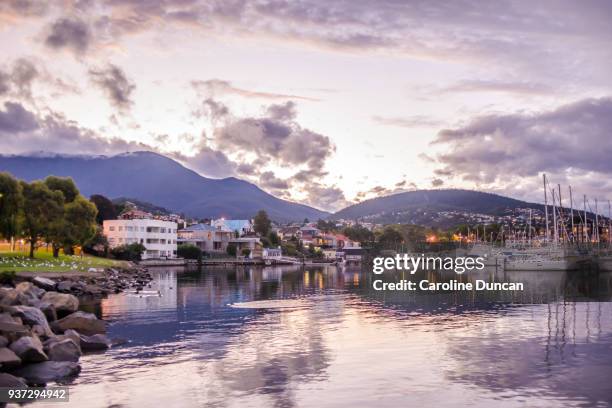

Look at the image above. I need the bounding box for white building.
[103,219,178,260]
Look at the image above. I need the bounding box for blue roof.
[220,220,250,232]
[182,223,216,232]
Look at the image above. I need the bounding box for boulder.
[0,288,29,306]
[9,336,48,363]
[0,347,22,369]
[0,335,8,348]
[36,302,58,322]
[12,361,80,386]
[5,306,52,336]
[15,282,45,302]
[47,339,81,362]
[41,292,79,315]
[0,322,30,342]
[32,277,57,291]
[57,281,74,293]
[63,329,81,350]
[51,311,106,336]
[80,334,112,351]
[0,372,28,388]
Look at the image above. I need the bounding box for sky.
[1,0,612,212]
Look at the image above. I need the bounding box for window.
[141,227,145,232]
[118,226,123,231]
[109,226,115,231]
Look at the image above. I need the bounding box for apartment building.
[103,218,178,259]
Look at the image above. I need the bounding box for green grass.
[0,250,129,273]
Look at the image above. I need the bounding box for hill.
[0,151,328,222]
[332,189,544,227]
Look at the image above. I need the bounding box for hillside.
[0,151,328,222]
[332,189,544,227]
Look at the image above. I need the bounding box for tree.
[64,197,98,255]
[20,181,64,258]
[377,226,404,250]
[177,244,202,260]
[344,225,375,243]
[90,194,117,224]
[0,173,22,250]
[44,176,79,203]
[111,243,145,261]
[226,243,237,257]
[253,210,271,236]
[82,226,109,256]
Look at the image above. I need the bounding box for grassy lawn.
[0,249,129,273]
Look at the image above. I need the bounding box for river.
[29,265,612,408]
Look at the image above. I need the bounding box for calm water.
[30,265,612,408]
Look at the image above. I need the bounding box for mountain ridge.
[0,151,329,222]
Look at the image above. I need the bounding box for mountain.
[0,151,328,222]
[332,189,544,227]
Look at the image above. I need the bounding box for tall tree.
[253,210,272,236]
[0,173,22,250]
[90,194,117,224]
[44,176,79,203]
[21,181,64,258]
[64,196,98,255]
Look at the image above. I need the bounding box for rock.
[12,361,80,386]
[51,311,106,336]
[0,322,30,342]
[5,305,52,336]
[84,284,103,296]
[0,372,28,388]
[63,330,81,349]
[15,282,45,303]
[36,302,57,322]
[0,347,22,369]
[41,292,79,315]
[0,335,8,348]
[9,336,48,363]
[80,333,112,351]
[47,339,81,362]
[32,277,57,291]
[57,281,74,293]
[0,288,29,306]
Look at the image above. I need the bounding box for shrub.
[177,244,202,260]
[226,243,237,257]
[241,248,251,258]
[0,271,16,285]
[111,243,146,261]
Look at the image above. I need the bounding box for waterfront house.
[263,247,282,260]
[177,223,233,253]
[230,237,263,259]
[103,217,178,259]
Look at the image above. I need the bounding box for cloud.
[373,115,445,128]
[88,64,135,111]
[192,79,319,101]
[432,96,612,200]
[260,171,290,190]
[0,102,39,132]
[431,178,444,187]
[214,102,335,171]
[44,17,91,55]
[0,101,149,156]
[173,146,237,179]
[441,80,553,96]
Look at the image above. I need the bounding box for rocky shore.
[0,265,153,388]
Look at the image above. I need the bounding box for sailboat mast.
[595,199,599,243]
[569,186,574,243]
[584,195,589,242]
[552,189,558,244]
[543,174,549,242]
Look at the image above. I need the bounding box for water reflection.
[33,265,612,408]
